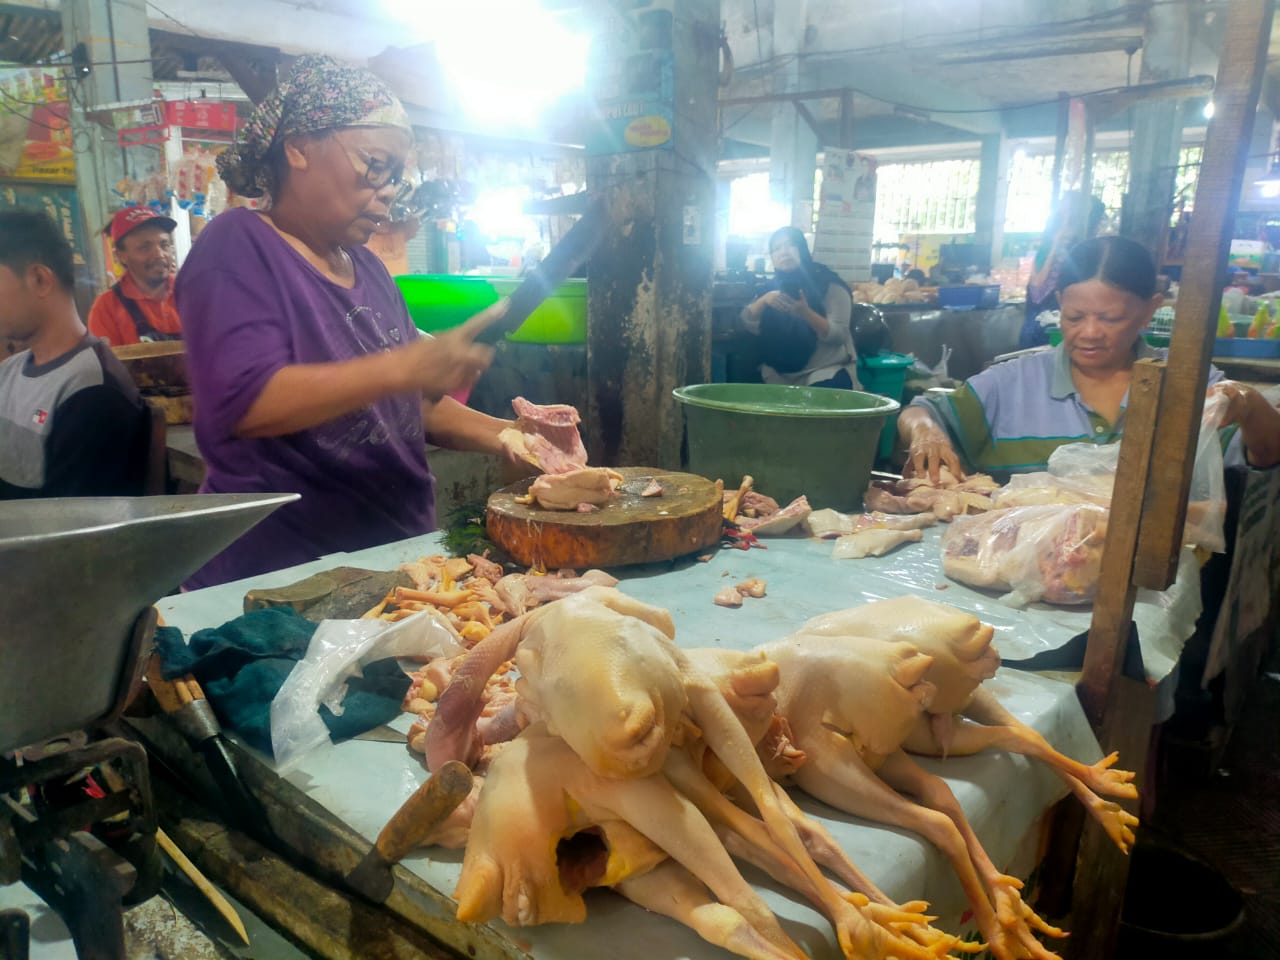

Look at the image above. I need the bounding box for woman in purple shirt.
[179,57,517,588]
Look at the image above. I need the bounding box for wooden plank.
[1078,361,1164,725]
[1132,0,1275,589]
[153,778,463,960]
[125,717,519,960]
[1065,678,1157,960]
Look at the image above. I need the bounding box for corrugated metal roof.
[0,9,63,67]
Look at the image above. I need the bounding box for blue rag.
[154,607,410,757]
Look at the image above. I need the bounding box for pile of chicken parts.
[400,586,1138,960]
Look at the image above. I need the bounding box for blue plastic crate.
[937,284,1000,310]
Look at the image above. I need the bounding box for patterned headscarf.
[217,54,411,199]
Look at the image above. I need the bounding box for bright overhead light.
[1203,100,1215,120]
[417,2,588,126]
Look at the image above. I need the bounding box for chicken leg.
[615,861,801,960]
[663,749,955,960]
[877,750,1066,960]
[904,688,1139,854]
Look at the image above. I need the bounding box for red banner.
[165,100,237,132]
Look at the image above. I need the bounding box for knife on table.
[472,198,608,345]
[343,760,474,904]
[145,656,268,840]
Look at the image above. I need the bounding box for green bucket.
[394,274,587,344]
[673,383,899,512]
[858,352,914,462]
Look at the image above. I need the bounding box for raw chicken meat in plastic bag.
[941,503,1109,606]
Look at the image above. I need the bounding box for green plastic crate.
[394,274,587,344]
[858,352,914,461]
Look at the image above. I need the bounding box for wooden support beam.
[1065,677,1158,960]
[1068,5,1275,957]
[1078,361,1165,726]
[1133,0,1273,589]
[1084,74,1214,116]
[719,87,851,107]
[938,34,1143,66]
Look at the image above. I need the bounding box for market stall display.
[134,497,1211,960]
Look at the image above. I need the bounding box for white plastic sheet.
[269,610,463,771]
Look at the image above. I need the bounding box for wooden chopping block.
[244,566,414,621]
[487,466,723,569]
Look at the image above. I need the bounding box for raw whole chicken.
[770,596,1140,960]
[426,588,961,960]
[798,598,1139,854]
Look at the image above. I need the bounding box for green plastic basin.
[394,274,586,344]
[673,383,899,512]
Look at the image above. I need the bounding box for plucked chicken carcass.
[799,598,1138,853]
[769,597,1139,960]
[426,588,960,960]
[521,467,624,510]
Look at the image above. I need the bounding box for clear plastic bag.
[269,610,464,771]
[991,393,1230,553]
[941,503,1110,607]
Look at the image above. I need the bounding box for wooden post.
[585,1,718,468]
[1067,4,1274,956]
[1133,0,1274,588]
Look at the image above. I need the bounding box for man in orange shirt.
[88,207,182,345]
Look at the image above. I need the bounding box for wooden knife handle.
[373,761,473,865]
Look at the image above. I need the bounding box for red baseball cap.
[109,206,177,244]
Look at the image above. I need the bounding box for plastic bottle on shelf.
[1216,303,1233,338]
[1250,304,1270,338]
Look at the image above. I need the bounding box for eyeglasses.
[335,138,408,195]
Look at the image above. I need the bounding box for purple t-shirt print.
[177,208,434,589]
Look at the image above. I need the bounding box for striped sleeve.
[912,384,992,474]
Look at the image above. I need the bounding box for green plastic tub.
[858,352,914,461]
[673,383,899,512]
[394,274,587,344]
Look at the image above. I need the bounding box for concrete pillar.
[1124,1,1193,260]
[974,133,1009,269]
[767,0,817,230]
[62,0,156,287]
[585,0,718,468]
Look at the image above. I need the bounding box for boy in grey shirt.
[0,210,148,498]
